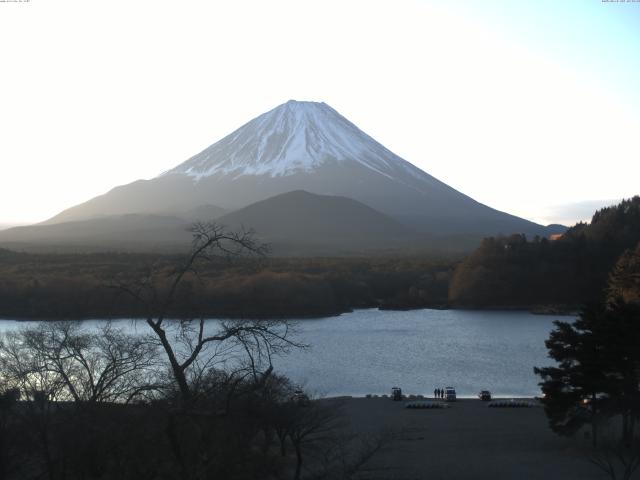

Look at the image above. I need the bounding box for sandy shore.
[334,397,607,480]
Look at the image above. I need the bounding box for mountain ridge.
[40,99,556,244]
[0,191,431,255]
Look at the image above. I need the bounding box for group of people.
[433,387,446,399]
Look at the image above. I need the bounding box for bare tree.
[114,222,304,405]
[0,329,67,403]
[0,322,160,480]
[0,321,160,404]
[589,433,640,480]
[287,400,346,480]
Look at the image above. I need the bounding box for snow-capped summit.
[163,100,423,182]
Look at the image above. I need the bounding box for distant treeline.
[0,251,455,319]
[2,197,639,319]
[449,196,640,308]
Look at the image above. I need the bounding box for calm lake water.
[0,309,566,398]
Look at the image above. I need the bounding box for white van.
[444,387,457,401]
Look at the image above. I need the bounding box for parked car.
[391,387,403,401]
[444,386,456,401]
[478,390,492,401]
[292,389,310,406]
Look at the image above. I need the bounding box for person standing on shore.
[440,388,445,399]
[434,388,438,399]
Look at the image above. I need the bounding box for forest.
[0,249,454,320]
[449,197,640,309]
[0,197,639,320]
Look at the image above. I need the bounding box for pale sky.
[1,0,638,226]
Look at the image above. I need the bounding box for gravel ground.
[335,397,609,480]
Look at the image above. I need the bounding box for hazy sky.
[1,0,638,226]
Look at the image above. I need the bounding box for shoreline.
[0,305,579,323]
[323,395,541,401]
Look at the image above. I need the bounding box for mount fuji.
[4,100,560,252]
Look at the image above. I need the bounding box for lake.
[0,309,566,398]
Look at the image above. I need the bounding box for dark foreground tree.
[534,303,611,445]
[535,299,640,447]
[0,386,20,480]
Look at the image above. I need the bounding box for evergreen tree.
[534,303,611,445]
[608,242,640,305]
[535,299,640,446]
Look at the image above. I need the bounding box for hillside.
[449,196,640,308]
[0,214,193,253]
[216,190,422,255]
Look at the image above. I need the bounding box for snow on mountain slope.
[41,99,551,239]
[163,100,428,184]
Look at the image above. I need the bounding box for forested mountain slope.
[449,196,640,308]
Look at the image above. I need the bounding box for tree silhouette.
[114,221,303,405]
[535,299,640,447]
